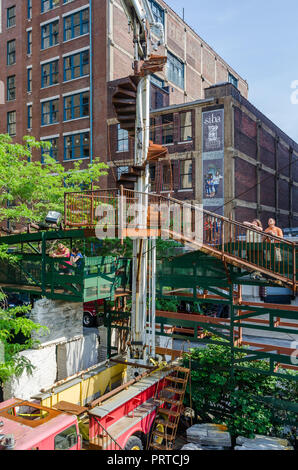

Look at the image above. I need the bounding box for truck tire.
[124,436,143,450]
[83,312,95,328]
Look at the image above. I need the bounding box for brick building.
[108,82,298,229]
[0,0,247,176]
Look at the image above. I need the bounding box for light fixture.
[45,211,62,225]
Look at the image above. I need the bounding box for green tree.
[0,134,108,225]
[183,342,298,439]
[0,135,108,387]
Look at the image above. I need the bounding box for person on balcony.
[50,243,71,274]
[264,218,283,265]
[70,247,83,269]
[243,219,263,278]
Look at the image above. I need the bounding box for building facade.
[0,0,248,178]
[108,82,298,229]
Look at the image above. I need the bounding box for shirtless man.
[264,219,283,239]
[264,218,283,265]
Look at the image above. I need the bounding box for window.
[41,0,59,13]
[41,60,59,88]
[117,125,129,152]
[41,20,59,49]
[7,40,16,66]
[27,68,32,92]
[117,166,129,180]
[64,91,89,121]
[27,30,32,55]
[64,8,89,41]
[162,164,174,191]
[28,0,32,19]
[54,425,78,450]
[180,160,192,190]
[180,111,192,142]
[7,76,16,101]
[41,99,59,125]
[64,132,90,160]
[7,6,16,28]
[167,52,184,89]
[41,137,58,162]
[150,117,155,142]
[64,50,89,81]
[148,0,164,25]
[162,114,173,145]
[149,165,156,192]
[27,105,32,129]
[228,72,238,89]
[7,111,16,136]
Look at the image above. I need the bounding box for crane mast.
[120,0,165,369]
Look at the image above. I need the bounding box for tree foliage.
[0,134,108,224]
[183,342,298,440]
[0,135,108,385]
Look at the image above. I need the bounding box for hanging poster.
[202,109,224,216]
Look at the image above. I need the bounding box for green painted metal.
[0,229,131,303]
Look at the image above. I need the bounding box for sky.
[165,0,298,142]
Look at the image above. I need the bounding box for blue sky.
[165,0,298,142]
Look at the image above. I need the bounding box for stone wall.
[30,298,83,345]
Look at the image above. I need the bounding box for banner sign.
[202,109,224,216]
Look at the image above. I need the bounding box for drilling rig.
[116,0,167,373]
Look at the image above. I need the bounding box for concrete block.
[56,337,83,381]
[30,298,83,344]
[186,423,231,449]
[3,345,57,401]
[181,443,203,450]
[235,435,294,451]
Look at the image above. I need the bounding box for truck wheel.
[83,312,94,328]
[124,436,143,450]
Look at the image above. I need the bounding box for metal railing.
[91,416,123,451]
[64,188,297,290]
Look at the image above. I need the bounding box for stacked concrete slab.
[186,424,232,450]
[235,435,294,451]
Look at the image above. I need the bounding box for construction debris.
[181,443,203,451]
[235,435,294,451]
[186,423,232,450]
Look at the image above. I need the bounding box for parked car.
[83,299,105,328]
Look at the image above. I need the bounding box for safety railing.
[64,188,297,289]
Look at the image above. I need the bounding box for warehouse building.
[107,82,298,228]
[0,0,247,174]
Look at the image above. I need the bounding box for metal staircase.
[148,366,190,450]
[64,189,297,293]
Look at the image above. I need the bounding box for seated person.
[70,247,83,268]
[50,243,71,274]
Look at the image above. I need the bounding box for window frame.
[41,20,59,50]
[7,111,16,136]
[41,98,59,126]
[179,111,193,142]
[64,132,90,161]
[27,30,32,55]
[148,0,164,25]
[228,72,238,89]
[7,75,16,101]
[117,124,129,152]
[7,6,16,28]
[41,60,59,88]
[161,113,174,145]
[27,105,32,130]
[63,91,89,121]
[27,68,32,92]
[63,8,89,42]
[180,160,193,190]
[41,137,59,162]
[63,50,89,82]
[41,0,60,13]
[167,51,184,90]
[7,40,16,66]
